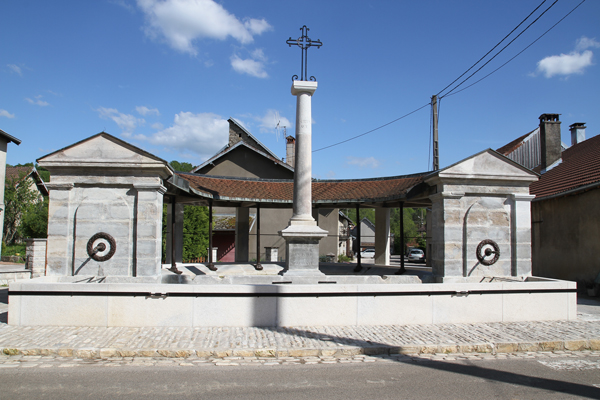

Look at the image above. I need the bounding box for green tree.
[169,161,194,173]
[162,161,209,262]
[21,197,49,239]
[182,205,209,260]
[3,170,41,244]
[162,204,209,262]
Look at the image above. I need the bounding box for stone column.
[280,81,327,278]
[165,202,184,267]
[375,208,390,265]
[510,193,535,277]
[235,207,250,262]
[291,81,317,225]
[426,207,432,268]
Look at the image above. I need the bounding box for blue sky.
[1,0,599,179]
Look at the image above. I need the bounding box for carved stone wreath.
[86,232,116,262]
[476,239,500,266]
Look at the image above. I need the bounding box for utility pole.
[431,95,439,171]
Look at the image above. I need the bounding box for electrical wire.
[435,0,549,97]
[311,0,585,154]
[312,103,429,153]
[440,0,559,98]
[443,0,587,98]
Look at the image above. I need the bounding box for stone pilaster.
[45,182,74,276]
[429,192,464,279]
[134,183,166,276]
[510,193,535,277]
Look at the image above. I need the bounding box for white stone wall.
[46,177,166,277]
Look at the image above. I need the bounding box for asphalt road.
[1,356,600,400]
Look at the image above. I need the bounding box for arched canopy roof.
[166,171,433,209]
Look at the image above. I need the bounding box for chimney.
[286,135,296,168]
[228,119,242,147]
[569,122,586,146]
[539,113,561,171]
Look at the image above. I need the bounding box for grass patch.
[2,243,26,257]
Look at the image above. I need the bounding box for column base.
[280,225,328,278]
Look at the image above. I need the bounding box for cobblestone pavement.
[2,287,600,363]
[1,320,600,360]
[1,350,600,369]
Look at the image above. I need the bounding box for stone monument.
[37,133,170,280]
[280,26,328,278]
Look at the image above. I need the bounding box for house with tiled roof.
[5,165,48,198]
[186,117,344,262]
[497,115,599,286]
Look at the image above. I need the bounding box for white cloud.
[151,122,164,130]
[139,112,228,160]
[244,19,271,36]
[575,36,600,51]
[136,105,160,116]
[535,36,599,78]
[7,64,22,76]
[231,52,268,78]
[0,109,15,118]
[137,0,271,55]
[346,156,381,169]
[253,109,292,133]
[25,95,49,107]
[110,0,135,12]
[97,107,145,134]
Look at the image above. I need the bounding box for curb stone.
[4,339,600,359]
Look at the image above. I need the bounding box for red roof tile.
[177,172,426,204]
[530,134,600,199]
[5,166,33,182]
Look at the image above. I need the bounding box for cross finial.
[286,25,322,81]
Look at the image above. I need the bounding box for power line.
[443,0,587,98]
[440,0,559,98]
[436,0,549,97]
[312,103,429,153]
[311,0,585,154]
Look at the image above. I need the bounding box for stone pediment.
[425,149,538,185]
[37,132,172,178]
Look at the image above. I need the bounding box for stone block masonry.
[25,239,46,278]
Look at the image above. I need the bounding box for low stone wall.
[0,271,31,286]
[8,277,576,327]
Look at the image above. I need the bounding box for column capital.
[510,193,535,202]
[291,81,317,96]
[133,183,167,194]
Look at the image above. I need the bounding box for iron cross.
[286,25,322,81]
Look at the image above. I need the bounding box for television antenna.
[275,111,286,142]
